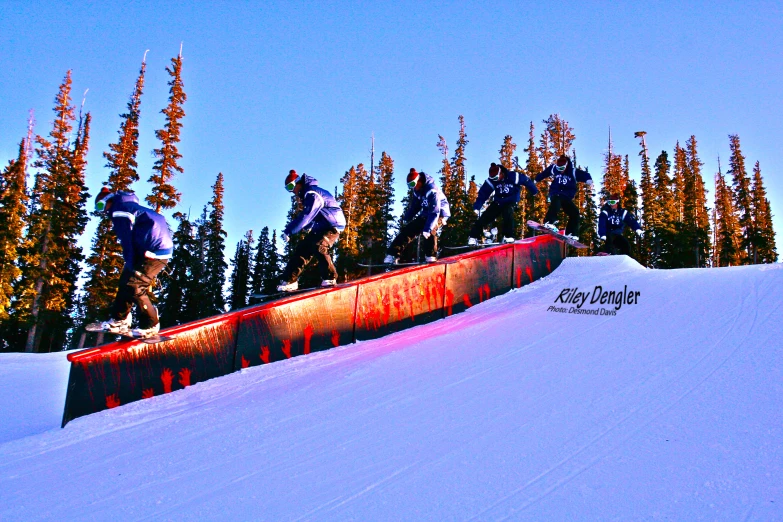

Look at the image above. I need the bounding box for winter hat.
[488,163,502,180]
[285,170,299,192]
[407,168,421,188]
[94,187,113,211]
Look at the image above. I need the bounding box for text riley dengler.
[547,285,641,315]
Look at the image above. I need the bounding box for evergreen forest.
[0,62,777,353]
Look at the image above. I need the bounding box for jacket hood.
[112,191,140,205]
[300,174,319,187]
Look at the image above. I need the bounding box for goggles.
[407,177,418,189]
[285,180,297,192]
[606,199,619,205]
[95,197,111,212]
[555,162,567,172]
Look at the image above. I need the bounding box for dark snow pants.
[388,215,442,259]
[282,228,340,283]
[544,196,580,236]
[110,258,168,328]
[470,202,516,241]
[604,233,631,256]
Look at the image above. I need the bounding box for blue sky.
[2,0,781,261]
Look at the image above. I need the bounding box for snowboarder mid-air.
[93,188,173,338]
[384,168,451,265]
[598,193,643,255]
[468,162,538,245]
[534,154,593,241]
[277,170,346,292]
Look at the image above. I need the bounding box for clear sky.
[2,0,781,262]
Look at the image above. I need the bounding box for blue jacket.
[474,166,538,210]
[535,158,592,200]
[109,191,173,264]
[598,204,641,237]
[284,174,346,235]
[402,173,451,232]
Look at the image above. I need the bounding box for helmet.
[407,168,421,189]
[285,170,299,192]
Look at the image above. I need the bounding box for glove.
[600,236,606,241]
[281,232,289,243]
[585,179,594,187]
[422,231,431,239]
[474,209,480,216]
[635,229,643,238]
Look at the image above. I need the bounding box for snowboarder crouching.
[468,162,538,245]
[277,170,346,292]
[534,155,593,241]
[94,188,173,338]
[384,169,451,264]
[598,193,642,255]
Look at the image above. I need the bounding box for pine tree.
[182,207,210,321]
[600,130,625,202]
[684,136,711,267]
[727,134,753,264]
[439,116,471,247]
[635,132,656,266]
[228,230,253,310]
[336,165,367,277]
[203,173,227,316]
[713,164,742,267]
[147,52,186,213]
[251,227,281,296]
[0,140,30,321]
[750,161,777,263]
[81,56,147,325]
[15,72,91,351]
[543,114,576,157]
[159,213,193,326]
[360,153,395,266]
[652,151,678,268]
[524,122,546,232]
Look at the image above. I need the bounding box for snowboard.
[249,283,346,303]
[443,242,501,251]
[527,220,588,249]
[84,323,172,344]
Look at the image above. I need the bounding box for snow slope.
[1,256,782,521]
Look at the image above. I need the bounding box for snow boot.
[277,280,299,292]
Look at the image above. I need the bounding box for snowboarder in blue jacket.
[384,169,451,264]
[534,155,594,240]
[468,162,538,245]
[598,193,643,255]
[277,171,346,292]
[94,188,173,338]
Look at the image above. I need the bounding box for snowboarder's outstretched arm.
[534,165,554,183]
[624,210,641,231]
[509,169,539,195]
[473,180,495,211]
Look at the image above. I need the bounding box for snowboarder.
[468,162,538,245]
[384,169,451,264]
[93,188,173,338]
[598,193,643,255]
[534,154,594,241]
[277,170,346,292]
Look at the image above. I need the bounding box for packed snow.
[1,256,782,520]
